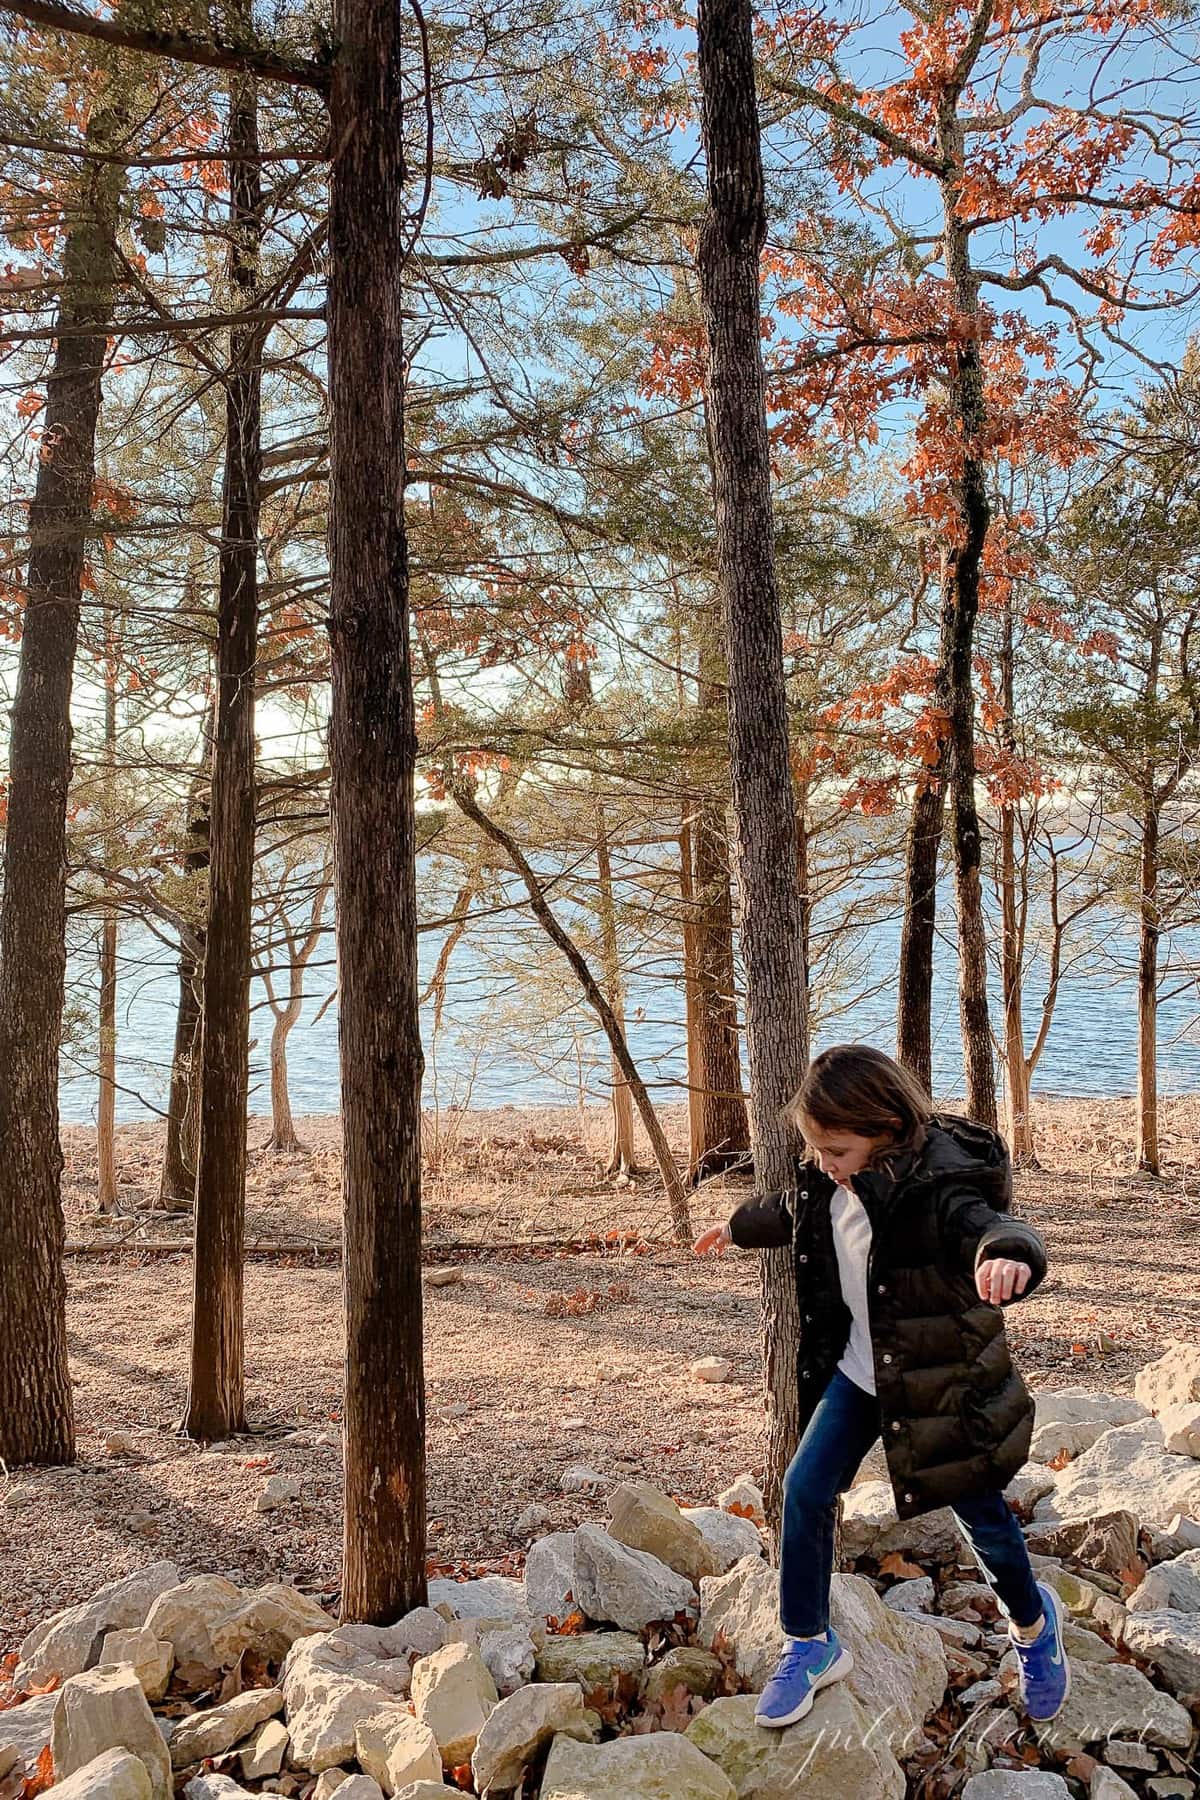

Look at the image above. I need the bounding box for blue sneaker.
[1010,1580,1071,1721]
[754,1629,854,1728]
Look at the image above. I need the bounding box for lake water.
[58,846,1200,1124]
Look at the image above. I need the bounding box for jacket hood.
[907,1112,1012,1210]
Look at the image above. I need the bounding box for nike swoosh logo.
[1049,1640,1063,1667]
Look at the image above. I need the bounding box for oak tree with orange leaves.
[754,0,1200,1117]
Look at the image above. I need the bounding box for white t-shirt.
[830,1182,876,1395]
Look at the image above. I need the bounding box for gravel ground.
[2,1096,1198,1660]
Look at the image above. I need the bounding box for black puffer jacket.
[728,1115,1048,1520]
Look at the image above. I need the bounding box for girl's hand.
[694,1223,733,1256]
[976,1257,1031,1305]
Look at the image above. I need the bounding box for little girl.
[695,1043,1069,1729]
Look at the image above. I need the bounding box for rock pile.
[2,1340,1199,1797]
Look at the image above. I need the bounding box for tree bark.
[997,598,1036,1162]
[0,98,128,1468]
[595,802,637,1176]
[1136,797,1160,1175]
[896,775,945,1091]
[695,0,809,1527]
[159,947,203,1207]
[691,793,751,1176]
[97,626,119,1213]
[157,738,209,1212]
[937,100,995,1126]
[329,0,428,1623]
[97,914,118,1210]
[678,803,706,1175]
[181,55,263,1441]
[268,1007,302,1152]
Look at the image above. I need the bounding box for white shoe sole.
[1020,1583,1072,1722]
[754,1644,855,1729]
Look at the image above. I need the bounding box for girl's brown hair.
[783,1043,933,1167]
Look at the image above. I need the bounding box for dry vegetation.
[2,1095,1197,1661]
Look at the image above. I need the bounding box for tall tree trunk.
[0,100,128,1469]
[896,776,945,1091]
[97,627,119,1213]
[938,118,995,1126]
[1137,795,1160,1175]
[157,734,210,1212]
[97,925,118,1209]
[182,59,263,1440]
[329,0,427,1623]
[595,802,637,1176]
[678,802,706,1176]
[268,1003,303,1153]
[692,793,750,1173]
[998,597,1036,1163]
[695,0,809,1526]
[159,948,203,1208]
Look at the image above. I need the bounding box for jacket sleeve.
[941,1187,1048,1303]
[727,1187,796,1250]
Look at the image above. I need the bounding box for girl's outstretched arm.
[725,1187,797,1250]
[940,1185,1048,1302]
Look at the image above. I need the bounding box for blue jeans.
[780,1367,1044,1637]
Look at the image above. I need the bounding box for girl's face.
[802,1116,892,1185]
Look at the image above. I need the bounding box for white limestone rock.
[1120,1609,1200,1698]
[15,1562,179,1688]
[1160,1403,1200,1459]
[883,1576,936,1614]
[696,1555,945,1758]
[239,1716,289,1780]
[0,1691,57,1773]
[571,1523,697,1631]
[182,1777,256,1799]
[51,1665,172,1800]
[524,1533,578,1622]
[534,1631,644,1703]
[144,1575,242,1679]
[837,1481,964,1561]
[715,1475,764,1524]
[1033,1420,1200,1528]
[1090,1772,1140,1800]
[1002,1654,1194,1754]
[354,1708,443,1793]
[168,1685,284,1767]
[1128,1548,1200,1614]
[681,1506,764,1574]
[686,1690,905,1800]
[281,1632,413,1773]
[209,1582,336,1667]
[410,1641,498,1768]
[427,1575,525,1621]
[49,1750,154,1800]
[255,1474,303,1512]
[690,1357,733,1384]
[606,1482,718,1584]
[1136,1341,1200,1415]
[98,1625,173,1703]
[476,1621,538,1696]
[961,1775,1070,1798]
[540,1730,736,1798]
[471,1681,594,1793]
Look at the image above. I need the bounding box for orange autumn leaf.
[879,1550,926,1580]
[22,1745,55,1796]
